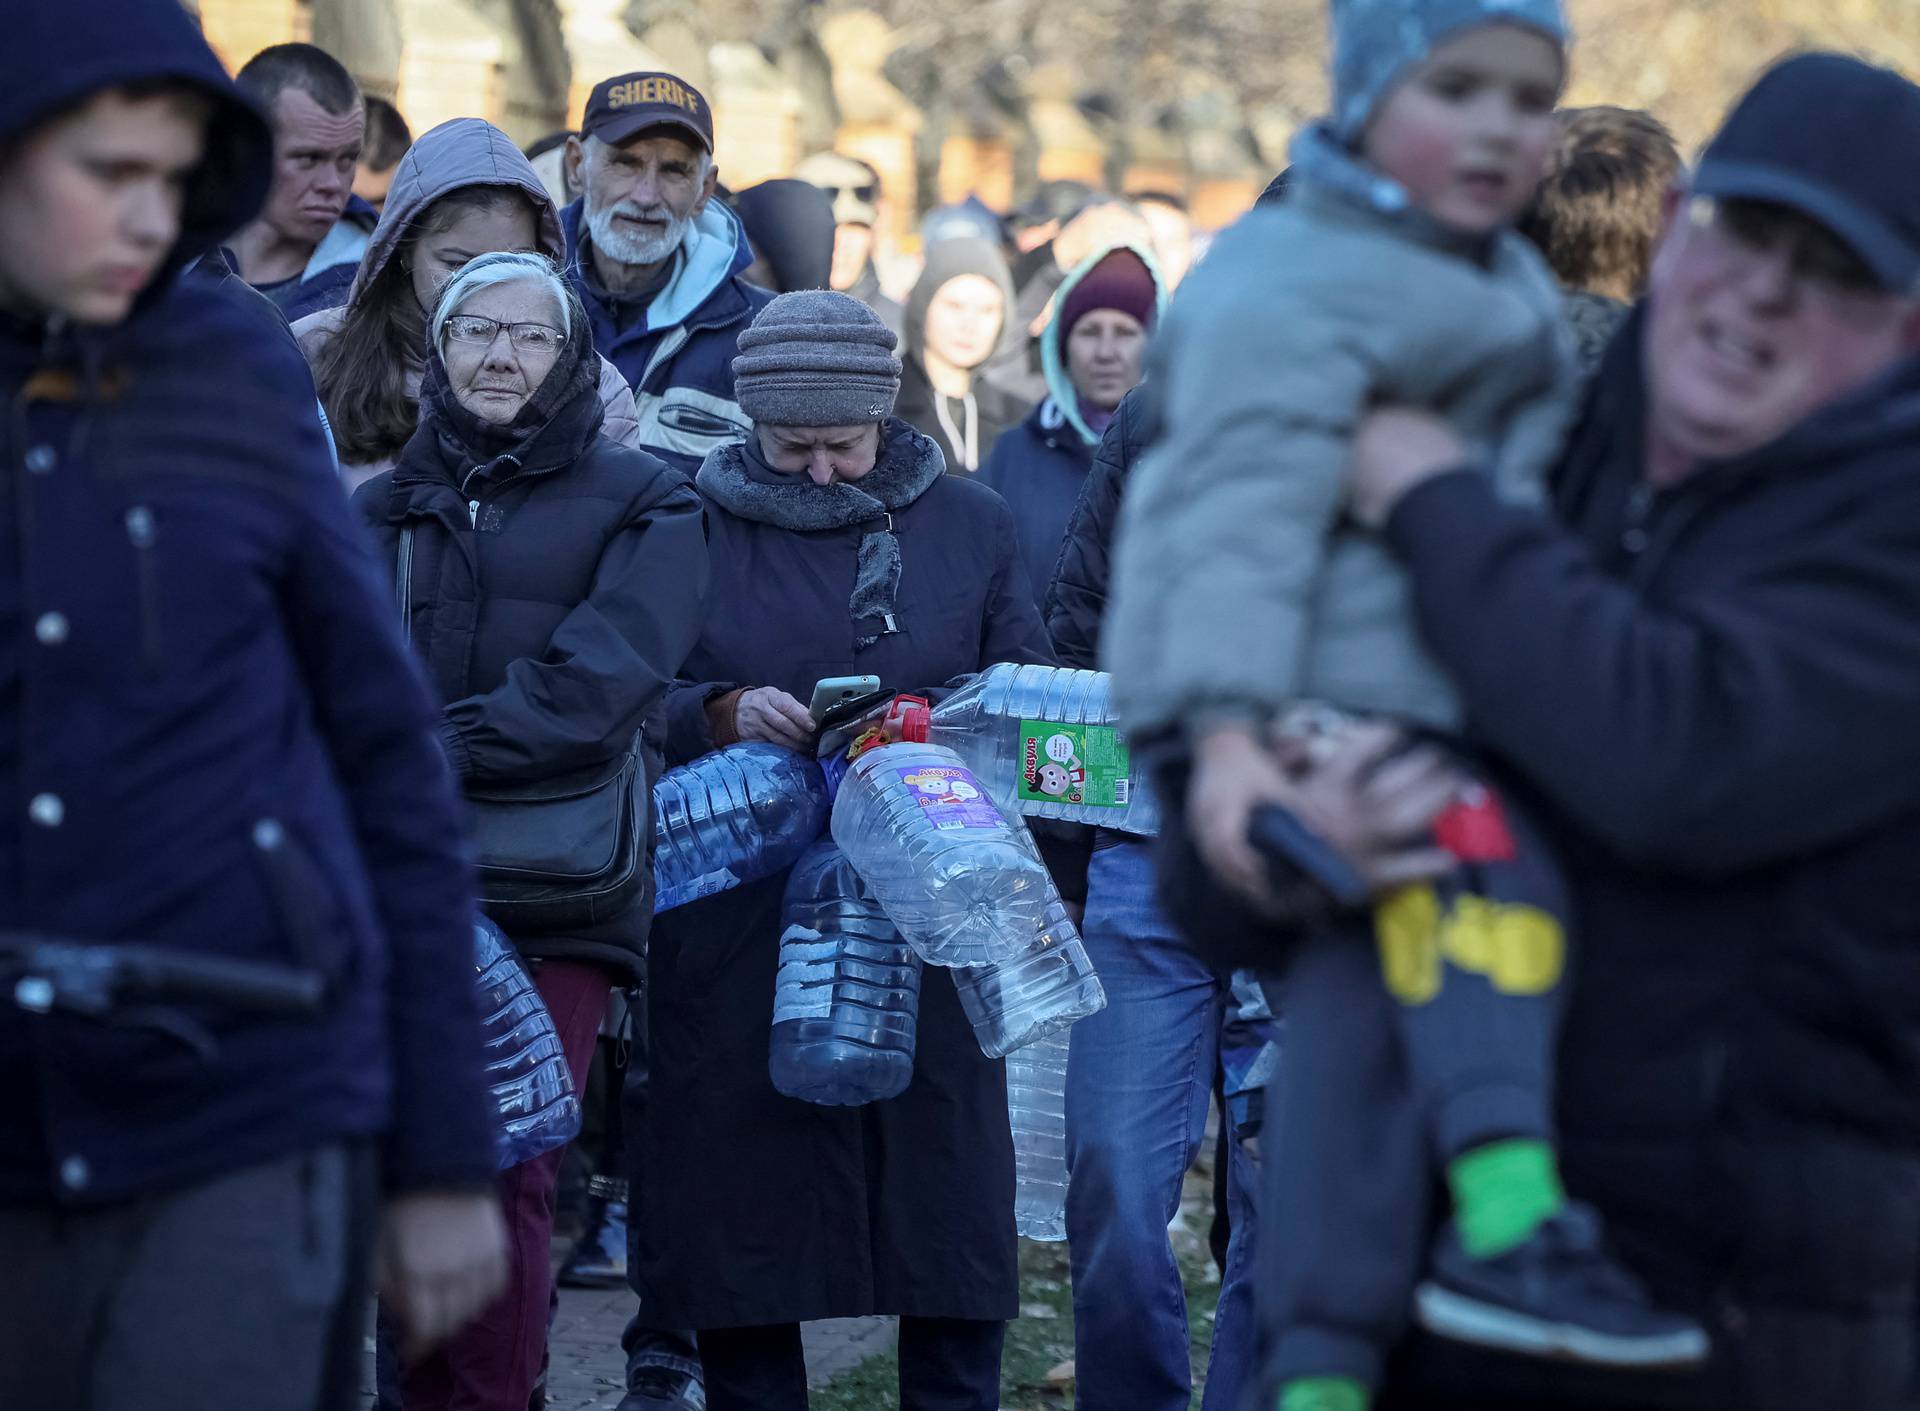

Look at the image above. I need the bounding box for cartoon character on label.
[1027,733,1086,802]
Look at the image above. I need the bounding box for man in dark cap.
[1265,52,1920,1411]
[562,70,772,475]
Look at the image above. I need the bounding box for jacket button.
[59,1155,90,1191]
[1622,527,1650,554]
[28,793,64,828]
[34,612,69,646]
[253,818,284,850]
[24,445,56,475]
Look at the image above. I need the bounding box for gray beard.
[585,201,689,270]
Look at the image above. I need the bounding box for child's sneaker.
[1415,1203,1710,1369]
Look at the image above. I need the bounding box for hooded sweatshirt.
[563,196,775,476]
[733,179,836,293]
[895,236,1028,474]
[0,0,498,1202]
[294,118,641,491]
[977,241,1167,615]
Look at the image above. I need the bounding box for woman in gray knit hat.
[630,290,1054,1410]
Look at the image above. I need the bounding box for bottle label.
[655,867,740,912]
[1015,720,1133,809]
[894,763,1002,831]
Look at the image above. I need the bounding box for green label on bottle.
[1014,720,1133,809]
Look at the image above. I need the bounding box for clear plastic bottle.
[1005,1028,1071,1241]
[473,917,582,1169]
[770,840,923,1106]
[952,893,1105,1058]
[830,738,1050,967]
[929,663,1158,835]
[653,743,831,913]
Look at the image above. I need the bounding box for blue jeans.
[1066,839,1261,1411]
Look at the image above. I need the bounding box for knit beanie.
[732,290,903,427]
[1058,248,1159,340]
[1331,0,1569,140]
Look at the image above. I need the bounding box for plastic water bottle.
[930,664,1158,836]
[1006,1028,1071,1241]
[952,893,1105,1058]
[473,917,582,1169]
[653,744,831,913]
[831,729,1050,968]
[769,840,923,1106]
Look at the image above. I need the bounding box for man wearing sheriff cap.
[563,71,773,476]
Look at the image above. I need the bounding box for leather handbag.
[399,525,648,930]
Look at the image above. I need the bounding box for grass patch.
[817,1180,1227,1410]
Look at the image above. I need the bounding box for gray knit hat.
[1332,0,1569,140]
[732,290,903,427]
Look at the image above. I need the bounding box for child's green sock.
[1446,1136,1567,1258]
[1277,1376,1371,1411]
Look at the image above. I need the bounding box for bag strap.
[396,524,413,628]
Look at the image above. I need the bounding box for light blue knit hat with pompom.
[1331,0,1569,140]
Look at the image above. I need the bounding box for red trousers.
[401,958,611,1411]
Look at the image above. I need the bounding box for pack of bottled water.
[931,664,1158,836]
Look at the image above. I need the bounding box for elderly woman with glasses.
[351,249,709,1411]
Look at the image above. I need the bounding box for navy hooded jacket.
[0,0,499,1203]
[561,197,772,476]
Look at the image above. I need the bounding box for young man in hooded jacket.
[0,2,507,1407]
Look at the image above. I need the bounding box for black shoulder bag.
[399,524,648,930]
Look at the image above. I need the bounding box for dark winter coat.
[353,312,708,984]
[1377,313,1920,1410]
[1043,385,1155,671]
[976,398,1095,620]
[0,0,498,1204]
[562,199,774,477]
[636,422,1053,1329]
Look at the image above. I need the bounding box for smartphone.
[1249,803,1372,910]
[810,674,882,721]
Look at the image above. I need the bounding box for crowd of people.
[4,0,1920,1410]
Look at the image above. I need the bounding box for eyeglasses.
[442,314,566,354]
[1689,196,1886,299]
[824,182,879,203]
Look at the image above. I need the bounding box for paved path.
[543,1286,897,1408]
[361,1279,896,1408]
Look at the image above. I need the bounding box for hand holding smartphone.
[809,674,882,722]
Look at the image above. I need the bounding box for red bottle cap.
[884,694,931,744]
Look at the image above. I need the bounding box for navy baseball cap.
[1693,54,1920,294]
[581,71,713,154]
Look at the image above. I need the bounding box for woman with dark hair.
[296,117,639,490]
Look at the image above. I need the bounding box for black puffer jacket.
[1043,384,1156,670]
[355,312,708,982]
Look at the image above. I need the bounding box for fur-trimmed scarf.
[697,418,946,649]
